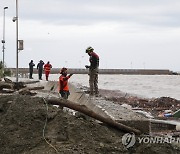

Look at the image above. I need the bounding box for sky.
[0,0,180,71]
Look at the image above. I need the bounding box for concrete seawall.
[9,68,173,75]
[28,79,180,134]
[39,80,113,120]
[25,79,150,133]
[7,77,179,134]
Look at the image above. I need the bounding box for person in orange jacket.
[44,61,52,81]
[59,67,73,99]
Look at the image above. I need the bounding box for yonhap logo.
[122,133,136,148]
[122,133,180,148]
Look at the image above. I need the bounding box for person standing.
[44,61,52,81]
[37,60,44,80]
[85,46,99,96]
[29,60,35,79]
[59,67,73,99]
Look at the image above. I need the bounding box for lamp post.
[16,0,19,82]
[2,6,8,74]
[13,0,19,82]
[13,0,23,82]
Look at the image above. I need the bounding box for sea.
[47,74,180,100]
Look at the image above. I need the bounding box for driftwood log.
[18,86,44,95]
[19,86,44,92]
[0,82,14,90]
[21,80,40,84]
[0,78,43,95]
[4,77,13,83]
[47,98,141,135]
[0,81,25,91]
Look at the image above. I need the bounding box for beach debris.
[4,77,13,83]
[173,109,180,118]
[164,113,172,117]
[0,78,43,95]
[103,92,180,118]
[134,110,154,119]
[176,125,180,131]
[158,110,173,118]
[164,110,172,113]
[0,82,14,90]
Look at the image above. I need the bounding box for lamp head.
[4,7,8,9]
[12,17,17,22]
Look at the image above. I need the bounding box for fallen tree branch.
[0,78,43,94]
[22,80,40,84]
[1,78,26,90]
[18,86,44,93]
[18,86,44,95]
[25,86,44,91]
[0,82,13,90]
[0,89,15,93]
[4,77,13,83]
[47,98,141,135]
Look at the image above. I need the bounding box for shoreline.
[0,77,180,153]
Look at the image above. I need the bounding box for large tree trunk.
[47,98,141,135]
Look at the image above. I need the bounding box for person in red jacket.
[59,67,73,99]
[44,61,52,81]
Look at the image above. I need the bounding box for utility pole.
[13,0,23,82]
[13,0,19,82]
[16,0,19,82]
[2,6,8,75]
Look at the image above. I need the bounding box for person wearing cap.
[59,67,73,99]
[29,60,35,79]
[85,46,99,96]
[44,61,52,81]
[37,60,44,80]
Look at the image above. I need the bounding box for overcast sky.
[1,0,180,71]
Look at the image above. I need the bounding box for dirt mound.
[151,97,180,108]
[0,94,126,153]
[0,94,179,154]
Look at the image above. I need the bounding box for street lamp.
[1,6,8,75]
[12,0,19,82]
[16,0,19,82]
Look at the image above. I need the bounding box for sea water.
[44,74,180,100]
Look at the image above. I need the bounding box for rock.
[121,104,132,110]
[176,125,180,131]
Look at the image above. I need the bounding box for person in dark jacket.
[85,46,99,96]
[37,60,44,80]
[29,60,35,79]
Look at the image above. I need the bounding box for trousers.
[89,68,98,95]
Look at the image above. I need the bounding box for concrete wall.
[39,80,113,120]
[9,68,172,75]
[35,80,150,133]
